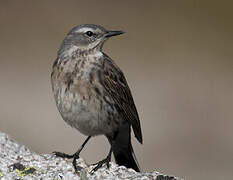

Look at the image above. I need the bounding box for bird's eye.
[86,31,93,37]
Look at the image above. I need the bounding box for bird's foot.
[53,151,75,159]
[52,136,91,172]
[91,155,111,173]
[53,151,80,172]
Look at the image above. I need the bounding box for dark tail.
[107,123,140,172]
[113,140,140,172]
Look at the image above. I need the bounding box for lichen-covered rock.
[0,131,180,179]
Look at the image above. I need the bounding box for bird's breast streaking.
[51,24,142,172]
[51,51,121,136]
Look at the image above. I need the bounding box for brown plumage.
[51,24,142,172]
[102,54,142,144]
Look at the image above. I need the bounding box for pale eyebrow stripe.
[76,27,93,33]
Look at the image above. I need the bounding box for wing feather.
[102,55,143,144]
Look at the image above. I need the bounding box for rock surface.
[0,131,180,179]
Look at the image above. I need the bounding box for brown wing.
[102,54,143,144]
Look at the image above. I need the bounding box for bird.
[51,24,143,172]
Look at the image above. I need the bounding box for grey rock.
[0,131,181,179]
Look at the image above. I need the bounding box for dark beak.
[105,30,125,38]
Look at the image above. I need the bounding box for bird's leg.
[91,146,113,173]
[53,136,91,158]
[53,136,91,171]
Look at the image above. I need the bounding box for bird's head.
[58,24,124,57]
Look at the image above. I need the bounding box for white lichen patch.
[0,131,180,179]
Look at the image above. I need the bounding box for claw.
[52,136,91,172]
[72,153,80,172]
[53,151,80,172]
[91,156,111,173]
[53,151,74,159]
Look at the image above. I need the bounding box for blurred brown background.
[0,1,233,179]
